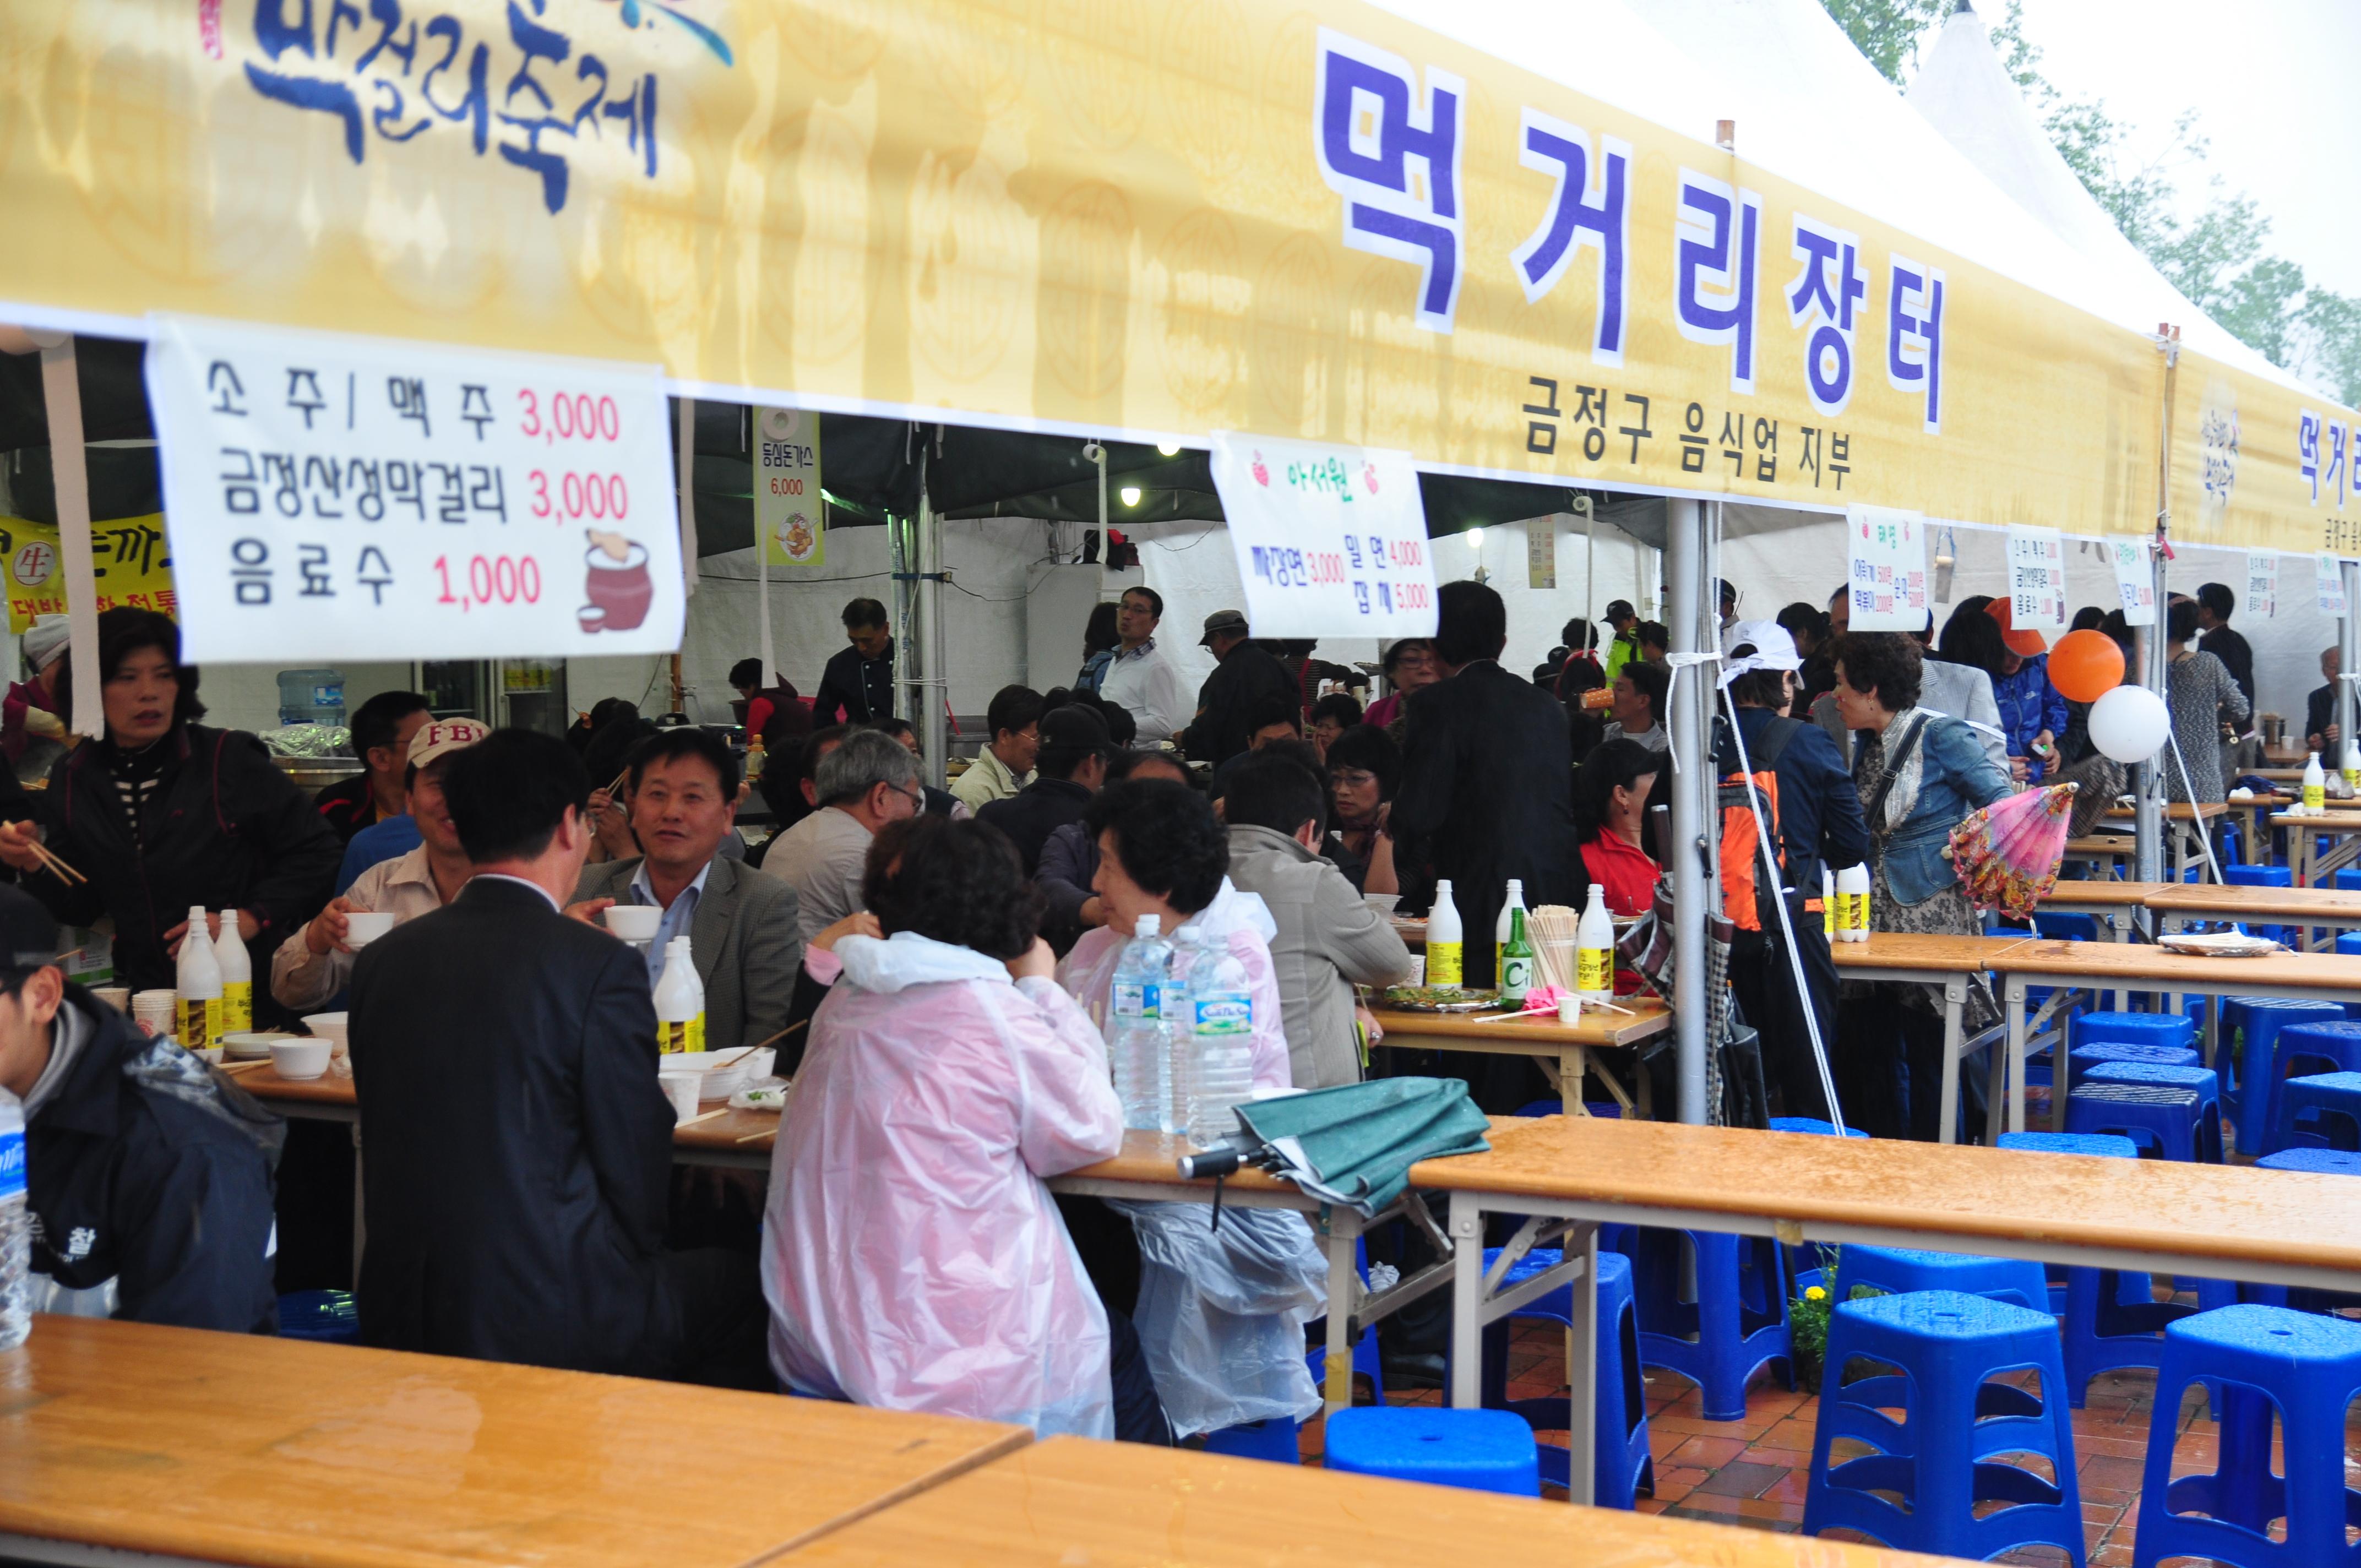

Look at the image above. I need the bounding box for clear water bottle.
[1180,931,1256,1146]
[0,1086,28,1351]
[1107,914,1174,1133]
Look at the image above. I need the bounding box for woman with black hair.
[0,608,340,1005]
[1325,723,1404,899]
[1571,737,1660,917]
[764,814,1135,1437]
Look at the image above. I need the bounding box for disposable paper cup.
[91,987,130,1013]
[1557,995,1583,1025]
[658,1071,701,1124]
[132,990,176,1037]
[269,1037,332,1081]
[605,905,663,943]
[344,911,395,947]
[1405,955,1425,986]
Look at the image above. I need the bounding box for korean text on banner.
[0,515,177,633]
[1209,434,1439,640]
[144,317,682,663]
[2246,551,2280,620]
[2319,554,2349,618]
[1844,505,1927,631]
[2107,536,2156,627]
[756,407,824,569]
[2004,525,2066,631]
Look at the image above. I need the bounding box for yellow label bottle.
[659,1013,705,1055]
[219,982,252,1036]
[1426,879,1465,991]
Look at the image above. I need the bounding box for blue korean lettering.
[2326,420,2348,508]
[1511,110,1629,366]
[2300,411,2323,504]
[1887,254,1946,434]
[1314,29,1464,333]
[420,15,491,155]
[497,0,573,212]
[1674,171,1761,396]
[1786,216,1867,417]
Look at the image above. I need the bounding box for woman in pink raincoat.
[763,815,1127,1438]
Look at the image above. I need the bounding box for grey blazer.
[572,856,804,1052]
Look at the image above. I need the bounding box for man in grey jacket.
[572,727,803,1051]
[1218,750,1413,1090]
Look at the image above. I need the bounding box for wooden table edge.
[728,1426,1035,1568]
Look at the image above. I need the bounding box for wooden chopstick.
[739,1018,809,1053]
[676,1107,731,1128]
[26,839,85,885]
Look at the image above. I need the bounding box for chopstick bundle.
[1528,905,1581,993]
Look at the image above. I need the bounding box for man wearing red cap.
[1985,598,2068,785]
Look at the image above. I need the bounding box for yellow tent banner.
[1,0,2353,552]
[0,515,178,633]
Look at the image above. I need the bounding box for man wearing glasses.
[1095,586,1190,745]
[766,729,924,944]
[976,705,1114,876]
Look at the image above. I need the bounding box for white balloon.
[2087,684,2170,765]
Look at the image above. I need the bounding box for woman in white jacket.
[763,815,1129,1438]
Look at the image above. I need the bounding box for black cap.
[1199,609,1250,646]
[0,884,59,973]
[1038,703,1112,752]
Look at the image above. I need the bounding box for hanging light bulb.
[1156,440,1180,456]
[1119,485,1143,507]
[1465,526,1486,551]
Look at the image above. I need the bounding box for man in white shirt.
[271,718,488,1011]
[766,729,923,943]
[1094,586,1190,744]
[950,685,1043,810]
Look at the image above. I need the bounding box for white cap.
[21,614,69,671]
[1135,914,1161,938]
[1720,619,1802,686]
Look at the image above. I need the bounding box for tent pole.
[920,489,948,790]
[2342,563,2359,770]
[2134,329,2179,886]
[1666,498,1709,1125]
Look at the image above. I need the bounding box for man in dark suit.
[977,704,1111,874]
[350,728,766,1386]
[1183,609,1297,765]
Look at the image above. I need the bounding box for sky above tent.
[2005,0,2361,300]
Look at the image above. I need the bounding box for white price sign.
[1843,505,1927,631]
[1209,433,1438,638]
[146,316,683,662]
[2004,524,2067,631]
[2320,554,2348,617]
[2106,536,2155,626]
[2246,551,2280,619]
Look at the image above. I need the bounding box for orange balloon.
[2048,628,2125,704]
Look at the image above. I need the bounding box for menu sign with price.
[1209,433,1439,638]
[2004,524,2067,630]
[2107,535,2156,626]
[1843,504,1927,631]
[146,317,683,662]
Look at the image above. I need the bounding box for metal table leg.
[2005,975,2030,1134]
[1938,975,1966,1146]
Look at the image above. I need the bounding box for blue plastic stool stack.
[2252,1020,2361,1157]
[1831,1245,2049,1313]
[2334,869,2361,894]
[2268,1071,2361,1152]
[1613,1226,1793,1423]
[1472,1247,1652,1506]
[2071,1011,2198,1057]
[1802,1291,2085,1564]
[1201,1417,1301,1464]
[276,1289,360,1343]
[2131,1306,2361,1568]
[1323,1407,1539,1496]
[2083,1059,2220,1116]
[2222,863,2295,944]
[2064,1082,2213,1162]
[2219,999,2347,1155]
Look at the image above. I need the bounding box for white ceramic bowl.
[221,1031,291,1061]
[301,1011,351,1058]
[1363,893,1402,915]
[604,905,663,942]
[270,1037,332,1081]
[663,1049,768,1101]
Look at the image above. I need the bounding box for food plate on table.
[728,1081,789,1112]
[1381,985,1506,1012]
[2158,931,2283,957]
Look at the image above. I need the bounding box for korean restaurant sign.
[145,317,682,662]
[1210,434,1439,639]
[1843,505,1926,632]
[4,0,2354,550]
[0,515,177,633]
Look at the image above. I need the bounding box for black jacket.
[1185,642,1296,765]
[26,990,281,1332]
[2201,624,2255,710]
[976,776,1092,876]
[813,641,896,726]
[350,876,675,1375]
[32,725,343,999]
[1390,660,1581,987]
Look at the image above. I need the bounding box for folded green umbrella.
[1233,1077,1490,1216]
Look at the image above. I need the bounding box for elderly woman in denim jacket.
[1828,632,2014,1141]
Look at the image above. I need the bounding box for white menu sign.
[146,315,683,662]
[1210,433,1439,638]
[2246,550,2280,619]
[755,406,824,568]
[2320,554,2348,617]
[2107,536,2156,626]
[2004,524,2067,630]
[1843,505,1927,631]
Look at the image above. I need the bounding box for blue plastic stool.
[1614,1226,1793,1422]
[2065,1082,2212,1162]
[1323,1407,1539,1496]
[2083,1058,2221,1112]
[1201,1416,1300,1464]
[2335,870,2361,894]
[2223,863,2295,944]
[2253,1021,2361,1157]
[1997,1131,2139,1156]
[1473,1248,1652,1506]
[1803,1291,2085,1565]
[2220,999,2348,1155]
[2269,1071,2361,1153]
[2071,1012,2197,1055]
[2132,1306,2361,1568]
[2256,1146,2361,1175]
[1832,1245,2049,1313]
[1767,1117,1869,1137]
[2338,932,2361,954]
[276,1289,360,1343]
[2034,911,2100,942]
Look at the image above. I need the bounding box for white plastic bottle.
[1182,932,1257,1145]
[0,1086,26,1351]
[2305,750,2326,813]
[654,936,705,1055]
[1575,884,1614,1000]
[1108,915,1175,1133]
[175,905,222,1050]
[1836,863,1871,943]
[1493,878,1527,980]
[1821,867,1837,940]
[1426,880,1465,991]
[212,910,252,1037]
[2342,739,2358,796]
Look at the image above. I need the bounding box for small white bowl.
[301,1012,350,1056]
[1363,893,1402,915]
[605,905,663,942]
[221,1031,291,1061]
[343,911,395,946]
[270,1037,332,1081]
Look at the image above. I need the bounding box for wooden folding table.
[1828,933,2035,1144]
[1367,999,1672,1117]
